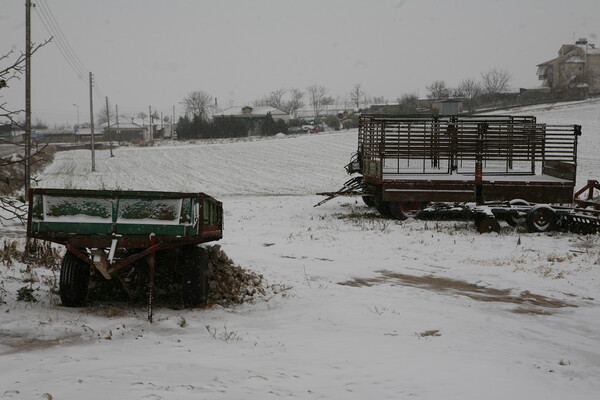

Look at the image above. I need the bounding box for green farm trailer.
[27,188,223,320]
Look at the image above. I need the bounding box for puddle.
[339,270,576,314]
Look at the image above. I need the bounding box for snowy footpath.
[1,100,600,399]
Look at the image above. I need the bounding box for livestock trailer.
[347,114,581,219]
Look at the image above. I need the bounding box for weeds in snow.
[0,239,61,269]
[367,305,387,315]
[205,324,242,343]
[16,286,37,303]
[334,211,392,233]
[416,329,441,338]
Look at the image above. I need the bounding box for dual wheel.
[59,245,209,308]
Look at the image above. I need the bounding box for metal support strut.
[148,234,156,323]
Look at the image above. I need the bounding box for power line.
[34,7,86,81]
[33,0,88,81]
[38,0,88,75]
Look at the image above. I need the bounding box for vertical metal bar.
[379,121,385,179]
[475,122,486,205]
[587,180,595,201]
[89,72,95,172]
[148,234,156,323]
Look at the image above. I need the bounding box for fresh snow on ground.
[1,100,600,399]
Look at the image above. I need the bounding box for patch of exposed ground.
[338,270,576,314]
[0,333,81,355]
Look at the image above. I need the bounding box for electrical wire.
[33,0,88,82]
[37,0,88,75]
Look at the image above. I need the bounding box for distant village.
[2,37,599,145]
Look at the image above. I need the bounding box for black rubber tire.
[59,250,91,307]
[526,204,556,233]
[374,197,391,217]
[389,201,425,221]
[362,195,376,208]
[504,199,529,227]
[181,245,209,307]
[388,202,409,220]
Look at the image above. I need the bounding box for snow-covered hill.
[1,100,600,399]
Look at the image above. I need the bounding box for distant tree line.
[424,67,562,112]
[175,67,576,139]
[176,113,288,140]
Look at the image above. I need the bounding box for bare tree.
[97,99,112,125]
[426,80,450,99]
[349,83,364,109]
[1,39,51,126]
[306,84,329,122]
[395,92,419,114]
[1,40,51,223]
[183,90,213,121]
[455,78,481,99]
[481,68,512,94]
[285,87,304,119]
[253,88,287,110]
[268,88,286,110]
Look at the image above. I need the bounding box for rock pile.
[88,245,270,308]
[205,245,266,305]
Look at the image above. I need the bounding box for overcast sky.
[1,0,599,127]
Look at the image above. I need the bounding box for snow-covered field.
[1,100,600,399]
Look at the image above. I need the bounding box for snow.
[1,100,600,399]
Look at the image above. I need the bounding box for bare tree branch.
[306,84,329,122]
[481,68,512,94]
[182,91,213,121]
[349,83,364,109]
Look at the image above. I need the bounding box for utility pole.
[24,0,32,195]
[115,104,121,145]
[172,105,175,140]
[106,96,114,157]
[149,105,153,141]
[89,72,95,172]
[73,104,80,130]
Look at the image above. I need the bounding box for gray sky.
[1,0,599,127]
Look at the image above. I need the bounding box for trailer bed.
[356,114,580,206]
[28,188,223,249]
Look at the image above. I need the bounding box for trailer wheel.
[59,250,90,307]
[182,245,209,307]
[388,202,425,220]
[374,197,391,217]
[362,195,376,208]
[526,205,556,233]
[505,199,529,227]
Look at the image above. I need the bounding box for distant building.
[431,99,464,116]
[295,104,353,122]
[213,106,289,136]
[100,118,145,142]
[99,117,167,141]
[537,38,600,98]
